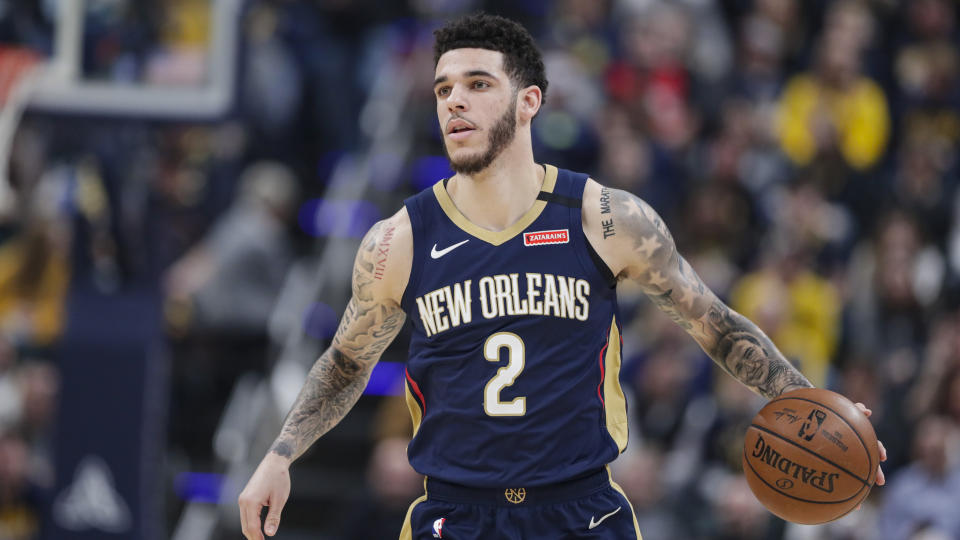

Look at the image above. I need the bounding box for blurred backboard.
[26,0,243,118]
[0,0,244,215]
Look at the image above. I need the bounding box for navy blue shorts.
[399,469,642,539]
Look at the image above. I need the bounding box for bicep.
[602,189,810,396]
[640,253,718,341]
[331,295,405,368]
[608,189,717,341]
[331,219,409,369]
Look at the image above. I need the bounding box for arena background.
[0,1,958,539]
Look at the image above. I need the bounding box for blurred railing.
[171,33,418,540]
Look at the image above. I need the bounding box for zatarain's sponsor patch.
[524,229,569,246]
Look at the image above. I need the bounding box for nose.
[446,84,468,112]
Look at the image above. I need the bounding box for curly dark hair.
[433,13,548,105]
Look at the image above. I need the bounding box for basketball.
[742,388,880,524]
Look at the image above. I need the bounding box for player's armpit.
[602,187,812,399]
[268,214,410,462]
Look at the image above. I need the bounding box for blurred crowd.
[0,0,958,539]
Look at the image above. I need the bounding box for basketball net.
[0,45,44,218]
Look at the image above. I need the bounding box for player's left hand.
[853,402,886,485]
[854,402,887,511]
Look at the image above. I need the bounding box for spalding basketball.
[742,388,879,524]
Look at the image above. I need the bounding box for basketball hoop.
[0,46,42,106]
[0,45,45,218]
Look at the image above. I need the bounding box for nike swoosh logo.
[588,506,621,530]
[430,239,469,259]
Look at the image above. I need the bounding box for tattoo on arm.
[269,221,407,460]
[649,289,693,330]
[612,189,710,319]
[374,225,396,280]
[704,302,812,399]
[600,187,615,239]
[269,348,371,460]
[610,187,811,398]
[271,441,294,458]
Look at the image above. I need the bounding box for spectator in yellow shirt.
[730,244,841,388]
[777,28,890,170]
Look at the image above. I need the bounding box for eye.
[436,86,450,97]
[472,80,489,89]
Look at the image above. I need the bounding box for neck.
[447,139,543,232]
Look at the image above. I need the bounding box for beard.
[443,102,517,175]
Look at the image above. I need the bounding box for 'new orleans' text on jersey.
[414,273,591,337]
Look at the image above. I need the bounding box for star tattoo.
[637,234,662,258]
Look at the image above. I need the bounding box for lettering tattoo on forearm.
[609,187,811,398]
[270,220,407,460]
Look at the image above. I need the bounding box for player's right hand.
[238,453,291,539]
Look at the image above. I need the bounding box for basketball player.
[239,13,885,539]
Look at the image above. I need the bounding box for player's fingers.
[263,492,288,537]
[238,495,264,540]
[875,440,887,485]
[240,508,262,540]
[854,402,872,417]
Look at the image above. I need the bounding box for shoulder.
[581,179,631,277]
[354,208,412,305]
[581,179,674,278]
[405,181,439,206]
[365,207,413,245]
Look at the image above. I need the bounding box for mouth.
[447,118,477,138]
[448,129,476,142]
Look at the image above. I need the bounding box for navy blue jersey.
[400,165,628,488]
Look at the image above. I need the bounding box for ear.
[516,85,542,124]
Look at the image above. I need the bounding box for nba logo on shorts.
[433,517,446,538]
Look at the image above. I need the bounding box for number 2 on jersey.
[483,332,526,416]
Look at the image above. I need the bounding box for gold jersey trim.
[432,164,558,246]
[603,316,629,452]
[398,492,428,540]
[405,383,423,437]
[606,466,644,539]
